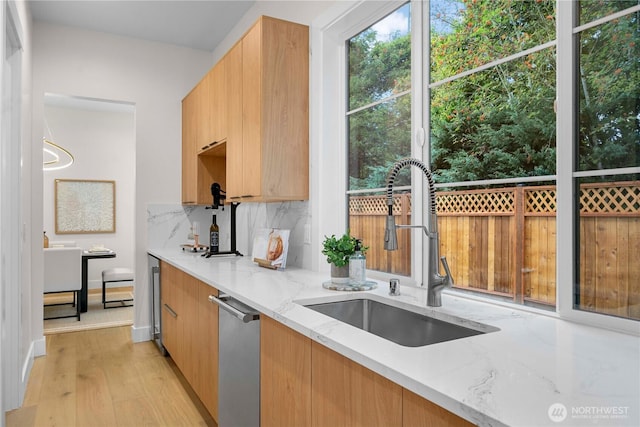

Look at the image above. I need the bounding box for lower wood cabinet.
[260,315,312,427]
[160,262,219,421]
[403,388,474,427]
[260,315,473,427]
[312,341,402,426]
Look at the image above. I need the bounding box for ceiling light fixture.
[43,138,74,171]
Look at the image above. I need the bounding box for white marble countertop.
[149,248,640,427]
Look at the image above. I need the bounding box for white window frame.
[313,0,425,284]
[556,0,640,335]
[312,0,639,335]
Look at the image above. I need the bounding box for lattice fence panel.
[349,194,410,215]
[525,188,556,214]
[437,190,514,214]
[580,183,640,215]
[348,182,640,216]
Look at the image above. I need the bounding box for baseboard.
[131,324,152,343]
[34,335,46,357]
[19,339,41,406]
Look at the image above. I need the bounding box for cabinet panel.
[160,262,182,366]
[241,20,263,199]
[226,41,243,199]
[312,341,402,427]
[259,17,309,201]
[196,279,219,421]
[181,91,198,204]
[196,74,212,150]
[210,58,227,144]
[180,274,199,388]
[403,389,474,427]
[261,315,312,427]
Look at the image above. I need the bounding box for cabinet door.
[403,389,473,427]
[261,315,312,427]
[181,91,198,204]
[241,19,263,199]
[196,74,212,151]
[196,280,219,421]
[260,17,309,201]
[160,263,181,361]
[312,341,402,427]
[210,58,227,144]
[226,41,243,200]
[180,273,199,387]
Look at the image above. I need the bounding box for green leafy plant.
[322,232,368,267]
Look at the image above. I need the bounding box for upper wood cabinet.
[182,79,226,205]
[182,89,199,204]
[209,57,227,146]
[230,16,309,202]
[182,15,309,205]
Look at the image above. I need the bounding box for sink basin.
[302,298,496,347]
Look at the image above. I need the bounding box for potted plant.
[322,232,368,283]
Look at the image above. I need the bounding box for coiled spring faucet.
[383,158,453,307]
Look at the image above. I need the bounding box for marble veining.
[147,202,310,268]
[148,248,640,427]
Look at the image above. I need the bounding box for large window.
[574,2,640,321]
[428,0,557,309]
[347,3,413,277]
[340,0,638,329]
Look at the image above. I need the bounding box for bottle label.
[210,231,219,253]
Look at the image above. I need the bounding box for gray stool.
[102,267,134,309]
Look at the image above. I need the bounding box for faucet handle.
[440,257,454,287]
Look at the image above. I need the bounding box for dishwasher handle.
[208,294,259,323]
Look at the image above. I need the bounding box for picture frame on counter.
[252,228,290,270]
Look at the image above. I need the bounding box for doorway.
[42,94,136,333]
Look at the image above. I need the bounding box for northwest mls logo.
[548,403,568,423]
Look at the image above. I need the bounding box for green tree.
[348,17,412,191]
[577,2,639,172]
[430,0,557,183]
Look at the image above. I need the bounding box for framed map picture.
[55,179,116,234]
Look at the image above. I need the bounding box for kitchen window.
[319,0,638,333]
[560,0,640,329]
[347,2,414,278]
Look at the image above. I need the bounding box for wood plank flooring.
[6,326,216,427]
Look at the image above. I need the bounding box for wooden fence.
[349,181,640,320]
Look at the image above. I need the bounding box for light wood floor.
[6,326,216,427]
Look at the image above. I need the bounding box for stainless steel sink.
[303,298,496,347]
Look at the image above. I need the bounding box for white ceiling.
[28,0,256,52]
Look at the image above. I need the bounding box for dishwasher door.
[210,294,260,427]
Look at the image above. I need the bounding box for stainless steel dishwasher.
[208,294,260,427]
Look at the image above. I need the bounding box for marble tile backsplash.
[147,201,311,269]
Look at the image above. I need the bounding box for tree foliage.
[347,0,638,189]
[577,2,639,171]
[430,0,557,183]
[349,28,412,190]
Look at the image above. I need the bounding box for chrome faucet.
[383,158,453,307]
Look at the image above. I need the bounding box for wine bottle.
[210,215,219,254]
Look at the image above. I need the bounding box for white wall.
[43,102,135,289]
[1,0,32,415]
[32,22,214,342]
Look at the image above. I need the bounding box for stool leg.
[102,280,106,309]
